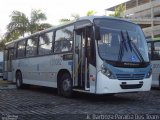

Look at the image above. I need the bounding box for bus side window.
[38,32,53,55]
[14,43,17,59]
[54,25,74,53]
[26,36,38,57]
[17,40,26,58]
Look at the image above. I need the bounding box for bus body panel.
[12,54,72,88]
[89,64,96,93]
[151,60,160,87]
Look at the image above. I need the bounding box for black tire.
[60,73,73,97]
[16,71,23,89]
[57,80,62,96]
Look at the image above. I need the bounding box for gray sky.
[0,0,129,35]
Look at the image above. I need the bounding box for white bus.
[147,40,160,87]
[4,16,152,97]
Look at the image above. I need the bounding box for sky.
[0,0,129,36]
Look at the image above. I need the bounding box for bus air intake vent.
[120,84,143,89]
[116,74,145,80]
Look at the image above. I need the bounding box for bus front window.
[98,28,120,61]
[94,19,149,66]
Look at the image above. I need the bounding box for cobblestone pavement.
[0,80,160,120]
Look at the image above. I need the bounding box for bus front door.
[74,27,92,90]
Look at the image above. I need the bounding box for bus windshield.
[94,19,149,64]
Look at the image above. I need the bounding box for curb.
[0,80,13,84]
[0,80,16,90]
[0,84,16,90]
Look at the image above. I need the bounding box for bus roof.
[5,16,136,46]
[77,15,133,23]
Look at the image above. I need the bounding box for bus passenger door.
[74,27,95,90]
[4,48,14,81]
[74,29,83,89]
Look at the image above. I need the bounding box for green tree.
[109,4,125,17]
[59,13,80,24]
[59,10,97,24]
[59,18,71,24]
[6,9,52,42]
[5,31,20,42]
[0,40,5,51]
[0,34,6,51]
[86,10,97,16]
[71,13,80,20]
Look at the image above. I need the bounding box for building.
[105,0,160,39]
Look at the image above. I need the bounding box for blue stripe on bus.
[68,61,73,71]
[68,61,73,66]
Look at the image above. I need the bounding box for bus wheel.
[60,73,73,97]
[16,71,23,89]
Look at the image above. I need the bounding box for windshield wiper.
[118,31,128,62]
[126,31,144,63]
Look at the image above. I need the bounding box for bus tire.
[16,71,23,89]
[60,73,73,97]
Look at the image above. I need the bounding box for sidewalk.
[0,79,16,89]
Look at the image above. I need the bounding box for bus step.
[73,88,90,93]
[85,88,90,91]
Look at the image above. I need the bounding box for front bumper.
[96,71,152,94]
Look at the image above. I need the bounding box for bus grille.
[120,84,143,89]
[116,74,145,80]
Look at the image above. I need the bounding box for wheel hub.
[17,75,20,87]
[63,79,71,91]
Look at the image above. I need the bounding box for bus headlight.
[145,68,152,78]
[101,65,116,79]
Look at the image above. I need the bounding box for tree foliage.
[71,13,80,20]
[86,10,97,16]
[59,18,71,24]
[5,9,52,42]
[59,13,80,24]
[109,4,125,17]
[0,40,5,51]
[59,10,97,24]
